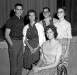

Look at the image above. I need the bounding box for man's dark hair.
[43,7,50,12]
[15,3,23,9]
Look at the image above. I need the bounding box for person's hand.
[53,18,59,24]
[29,47,34,54]
[33,46,40,53]
[33,48,37,53]
[10,42,13,47]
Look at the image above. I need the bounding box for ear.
[14,9,15,12]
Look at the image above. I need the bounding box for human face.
[46,28,54,40]
[43,9,50,18]
[29,12,35,21]
[57,8,65,19]
[14,6,23,17]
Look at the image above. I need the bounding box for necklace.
[48,40,57,50]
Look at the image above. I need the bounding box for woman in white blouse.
[54,7,72,59]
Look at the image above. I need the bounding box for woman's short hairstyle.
[45,25,58,38]
[27,9,38,21]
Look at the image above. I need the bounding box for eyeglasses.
[43,11,49,13]
[57,11,64,14]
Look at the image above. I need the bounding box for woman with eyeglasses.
[54,7,72,63]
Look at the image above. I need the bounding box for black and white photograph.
[0,0,76,75]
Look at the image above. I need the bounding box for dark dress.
[23,24,40,70]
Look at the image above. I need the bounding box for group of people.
[5,3,72,75]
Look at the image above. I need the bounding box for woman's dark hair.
[45,25,58,38]
[27,9,38,21]
[62,7,67,14]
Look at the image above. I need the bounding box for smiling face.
[57,8,65,19]
[29,12,35,21]
[46,28,54,40]
[14,6,23,17]
[43,8,50,18]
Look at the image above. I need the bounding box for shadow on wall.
[24,15,30,25]
[53,12,58,19]
[0,25,6,41]
[39,12,44,21]
[9,9,15,17]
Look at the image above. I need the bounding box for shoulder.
[6,17,13,23]
[23,24,29,35]
[23,24,29,31]
[64,20,71,26]
[7,15,17,22]
[53,18,59,24]
[35,22,44,29]
[42,41,49,47]
[55,40,62,49]
[6,17,15,28]
[35,22,42,26]
[53,19,59,27]
[39,20,43,25]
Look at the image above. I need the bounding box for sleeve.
[23,25,29,46]
[67,23,72,39]
[40,44,43,52]
[35,23,46,46]
[6,19,13,29]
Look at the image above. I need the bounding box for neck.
[15,14,21,19]
[49,38,55,43]
[59,17,65,22]
[30,21,35,26]
[44,17,50,21]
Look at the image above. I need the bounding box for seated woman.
[28,25,62,75]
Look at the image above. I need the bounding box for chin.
[49,38,52,40]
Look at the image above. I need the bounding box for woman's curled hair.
[45,25,58,38]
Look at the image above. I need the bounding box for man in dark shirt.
[5,3,24,75]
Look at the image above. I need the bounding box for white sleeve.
[35,23,46,46]
[23,25,29,46]
[67,23,72,39]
